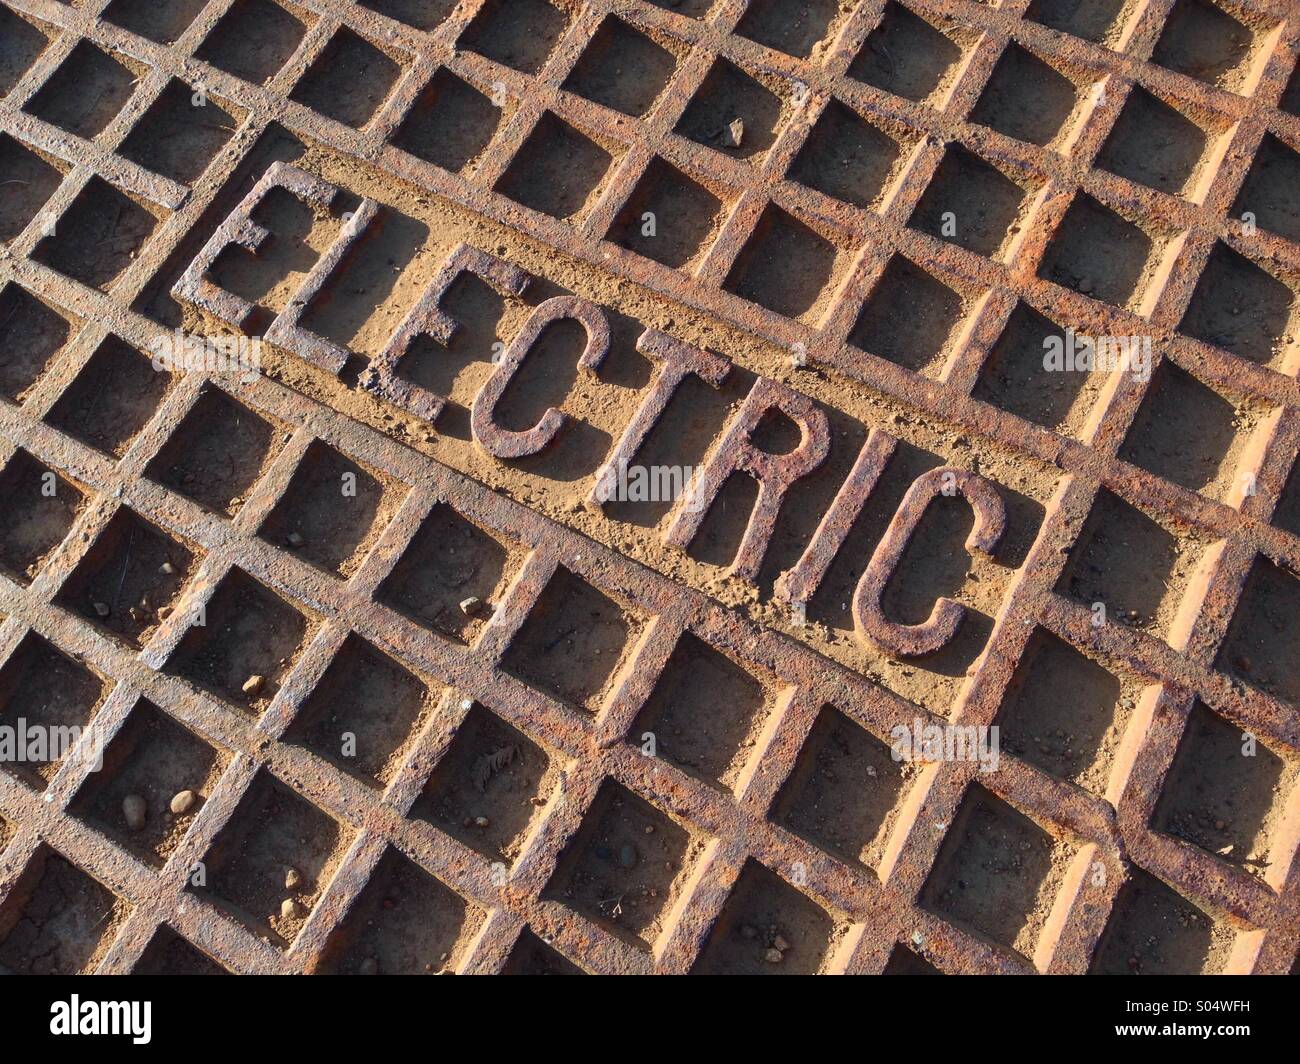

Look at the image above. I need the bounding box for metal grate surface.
[0,0,1297,974]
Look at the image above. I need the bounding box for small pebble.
[122,794,147,831]
[242,674,265,696]
[160,561,175,575]
[459,596,484,617]
[170,789,197,815]
[727,118,745,147]
[93,601,111,618]
[285,867,302,891]
[287,531,305,548]
[764,948,784,964]
[157,605,172,621]
[773,935,790,953]
[473,815,491,828]
[280,898,303,920]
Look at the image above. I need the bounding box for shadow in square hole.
[502,567,643,712]
[1151,0,1267,94]
[378,503,516,645]
[849,2,966,103]
[0,848,127,974]
[360,0,458,32]
[1054,488,1204,637]
[1177,242,1299,370]
[412,702,559,863]
[692,859,838,974]
[119,80,239,185]
[55,507,198,647]
[920,785,1072,960]
[1231,134,1300,243]
[850,255,973,375]
[1118,358,1261,499]
[1090,867,1233,974]
[1284,63,1300,117]
[0,134,63,242]
[0,7,49,99]
[291,28,401,129]
[630,632,773,793]
[24,42,137,140]
[0,450,85,583]
[563,16,679,117]
[104,0,208,44]
[502,928,585,974]
[608,158,726,269]
[675,57,789,162]
[69,700,228,867]
[45,336,171,459]
[910,146,1030,259]
[394,69,504,174]
[132,926,228,974]
[737,0,842,59]
[771,705,906,870]
[725,205,843,322]
[1025,0,1133,45]
[544,780,699,951]
[196,0,309,86]
[285,634,434,789]
[1152,700,1295,879]
[969,43,1085,147]
[995,629,1136,795]
[257,440,399,578]
[32,177,161,291]
[0,284,72,404]
[1215,555,1300,707]
[790,100,903,209]
[0,632,105,790]
[1274,459,1300,538]
[882,943,943,974]
[460,0,570,75]
[1037,194,1162,309]
[315,847,482,974]
[194,770,350,948]
[165,568,313,714]
[496,113,615,221]
[1095,86,1217,198]
[644,0,713,16]
[145,387,285,517]
[971,301,1106,436]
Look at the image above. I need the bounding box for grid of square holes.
[0,0,1297,974]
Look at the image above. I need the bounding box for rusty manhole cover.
[0,0,1296,978]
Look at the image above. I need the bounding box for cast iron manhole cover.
[0,0,1296,975]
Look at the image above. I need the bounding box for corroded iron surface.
[0,0,1297,975]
